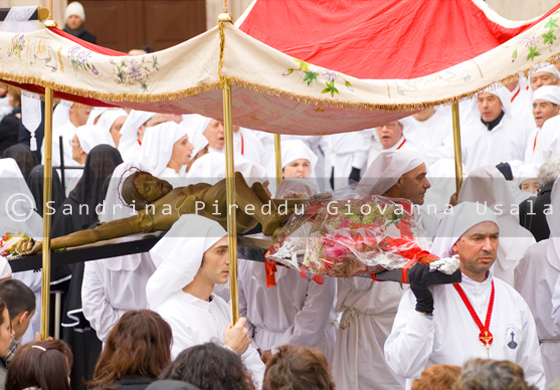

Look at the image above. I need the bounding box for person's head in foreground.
[358,150,429,205]
[5,339,73,390]
[0,297,14,358]
[88,309,172,390]
[159,342,255,390]
[0,279,36,342]
[262,345,335,390]
[432,202,499,283]
[412,364,461,390]
[452,359,537,390]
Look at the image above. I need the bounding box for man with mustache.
[385,202,545,389]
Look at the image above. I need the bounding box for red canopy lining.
[238,0,560,80]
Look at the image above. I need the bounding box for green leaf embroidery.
[152,55,159,70]
[321,81,339,97]
[542,30,556,45]
[545,17,559,30]
[303,70,319,85]
[345,80,353,91]
[294,59,309,71]
[512,49,518,62]
[282,68,294,76]
[527,45,541,61]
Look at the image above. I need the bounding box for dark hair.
[160,342,255,390]
[412,364,461,390]
[263,345,335,390]
[452,359,537,390]
[138,45,154,53]
[5,339,73,390]
[88,310,172,390]
[121,171,150,209]
[0,279,36,320]
[0,297,7,325]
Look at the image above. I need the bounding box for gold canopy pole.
[452,101,463,193]
[40,2,56,340]
[274,134,282,185]
[41,87,53,339]
[218,10,239,324]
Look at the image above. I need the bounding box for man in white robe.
[331,151,432,390]
[366,121,418,170]
[146,214,265,389]
[524,86,560,164]
[385,202,545,389]
[457,86,529,173]
[400,108,452,166]
[327,130,370,190]
[457,166,536,285]
[520,176,560,386]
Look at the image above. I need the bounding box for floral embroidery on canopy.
[7,34,25,59]
[283,59,353,97]
[67,44,98,75]
[109,55,160,92]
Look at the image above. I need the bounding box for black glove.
[349,167,361,184]
[408,263,434,315]
[495,162,513,181]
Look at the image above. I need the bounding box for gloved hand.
[349,167,361,183]
[408,263,434,315]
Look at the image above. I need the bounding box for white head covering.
[357,150,424,196]
[424,158,465,213]
[53,100,72,131]
[138,122,189,178]
[457,166,517,216]
[118,110,157,155]
[65,1,86,21]
[75,125,116,154]
[266,140,318,195]
[147,214,227,308]
[275,178,318,199]
[516,164,539,183]
[0,158,43,238]
[96,109,128,131]
[432,202,499,258]
[85,107,107,126]
[530,63,560,80]
[547,176,560,261]
[180,114,211,137]
[187,153,267,187]
[480,84,511,115]
[532,85,560,105]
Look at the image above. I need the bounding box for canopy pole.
[452,101,463,193]
[41,87,54,339]
[223,80,239,324]
[274,134,282,186]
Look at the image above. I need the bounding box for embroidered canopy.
[1,0,560,135]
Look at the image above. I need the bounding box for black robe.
[519,180,554,242]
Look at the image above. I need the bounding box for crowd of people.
[2,1,560,390]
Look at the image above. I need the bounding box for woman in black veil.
[2,144,39,181]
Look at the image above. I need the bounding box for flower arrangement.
[267,196,438,278]
[1,232,31,258]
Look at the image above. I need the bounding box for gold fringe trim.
[0,71,221,103]
[2,54,560,110]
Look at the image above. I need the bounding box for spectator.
[0,92,22,155]
[63,2,96,44]
[262,345,335,390]
[160,342,255,390]
[87,310,172,390]
[5,339,72,390]
[0,298,15,389]
[412,365,461,390]
[452,359,537,390]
